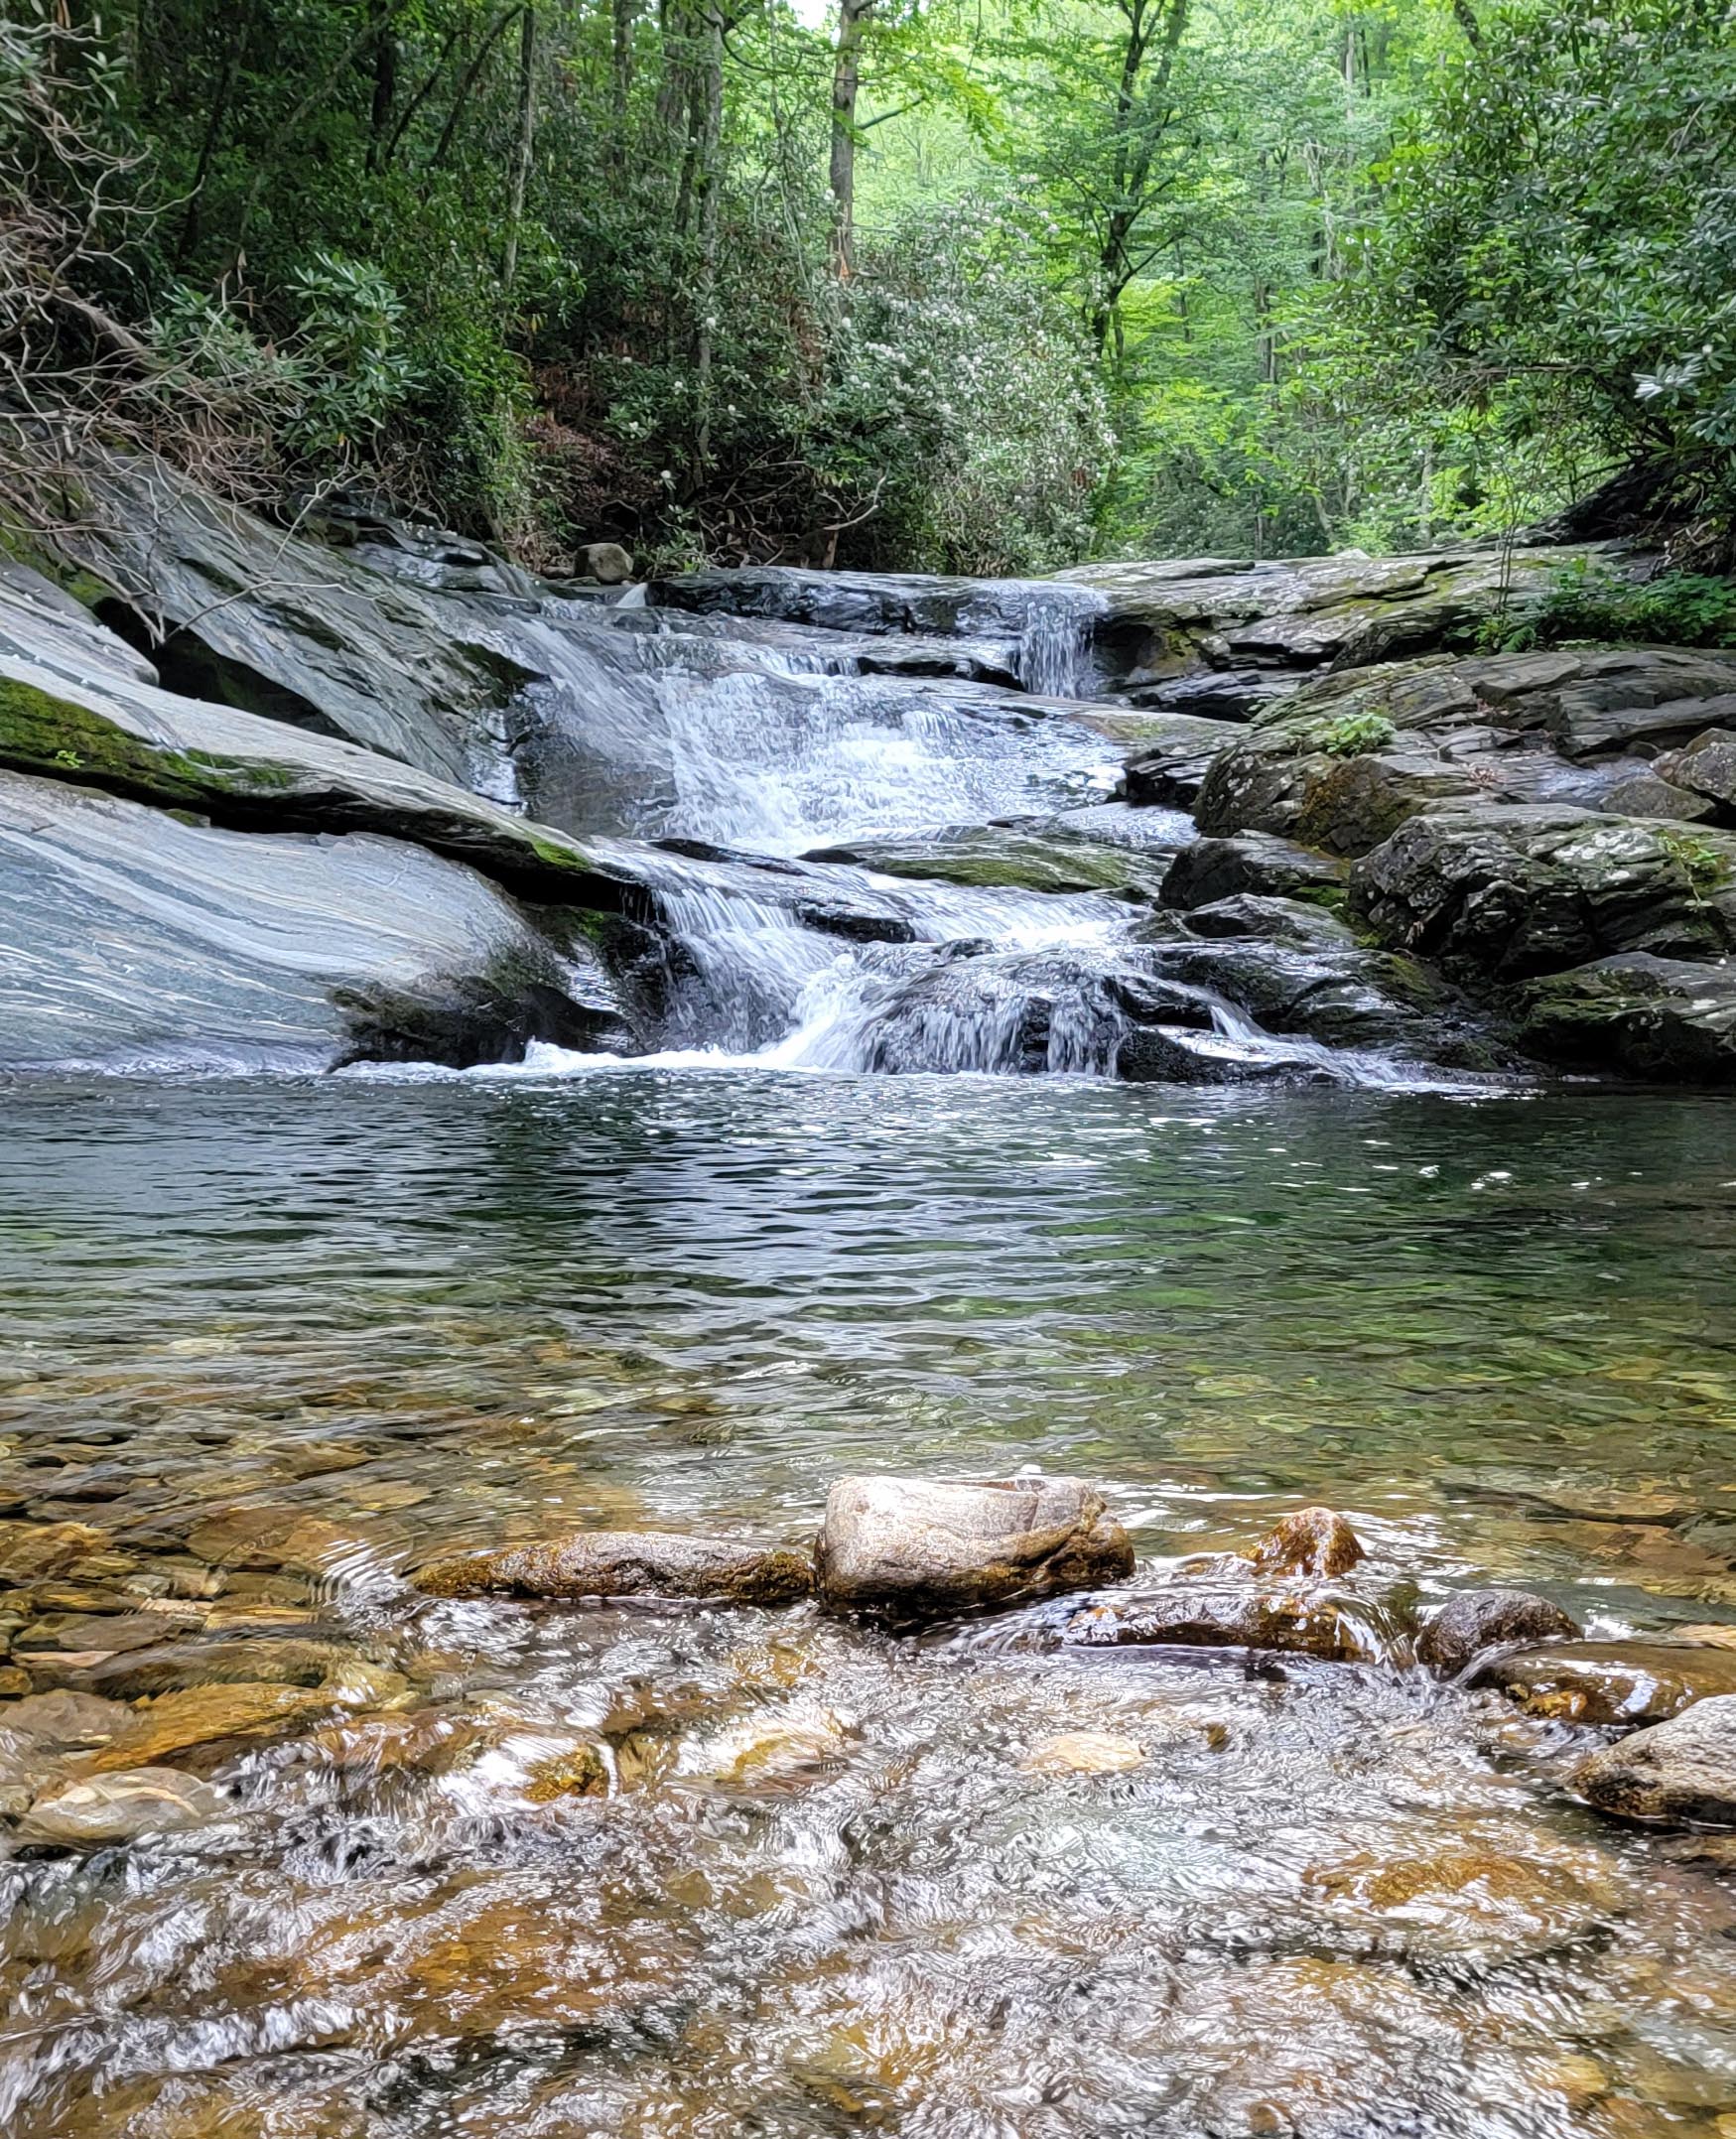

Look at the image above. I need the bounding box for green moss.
[0,675,297,809]
[1657,827,1732,898]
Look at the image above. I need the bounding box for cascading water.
[373,564,1462,1087]
[1013,584,1111,698]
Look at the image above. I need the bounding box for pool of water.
[3,1071,1736,2136]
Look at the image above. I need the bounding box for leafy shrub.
[1319,711,1396,757]
[1483,560,1736,653]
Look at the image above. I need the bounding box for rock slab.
[413,1530,814,1605]
[1416,1588,1580,1677]
[814,1475,1133,1620]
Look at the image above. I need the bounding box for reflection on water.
[2,1074,1736,2136]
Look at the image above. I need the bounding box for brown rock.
[1473,1640,1736,1726]
[0,1520,113,1582]
[1416,1588,1580,1677]
[0,1665,30,1697]
[413,1529,814,1605]
[578,541,635,586]
[1063,1586,1386,1663]
[86,1681,338,1772]
[5,1687,133,1748]
[1575,1694,1736,1825]
[814,1474,1133,1621]
[1247,1507,1365,1579]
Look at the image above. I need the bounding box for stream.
[3,559,1736,2136]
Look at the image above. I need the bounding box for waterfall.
[1014,586,1109,699]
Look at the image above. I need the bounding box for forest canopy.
[3,0,1731,573]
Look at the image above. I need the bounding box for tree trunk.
[500,4,539,298]
[427,5,521,171]
[828,0,873,279]
[692,0,725,470]
[365,0,397,172]
[175,0,254,269]
[612,0,637,153]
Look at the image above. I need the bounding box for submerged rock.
[1473,1640,1736,1726]
[1248,1507,1366,1579]
[1575,1694,1736,1824]
[18,1767,231,1846]
[85,1681,339,1772]
[1415,1588,1580,1677]
[814,1475,1133,1620]
[412,1530,815,1605]
[1020,1730,1145,1776]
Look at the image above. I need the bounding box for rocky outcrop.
[1415,1589,1580,1677]
[32,450,544,788]
[802,827,1177,900]
[1347,807,1736,982]
[1158,832,1347,910]
[814,1475,1134,1620]
[1574,1695,1736,1824]
[1514,953,1736,1079]
[413,1531,815,1605]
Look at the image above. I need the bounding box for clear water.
[3,1074,1736,2136]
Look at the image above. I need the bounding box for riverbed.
[3,1071,1735,2135]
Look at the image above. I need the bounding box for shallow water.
[3,1074,1736,2136]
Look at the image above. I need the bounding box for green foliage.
[1657,828,1730,899]
[1480,560,1736,654]
[1319,710,1397,758]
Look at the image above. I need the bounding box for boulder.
[413,1530,814,1605]
[813,1475,1133,1620]
[803,828,1174,900]
[1160,832,1347,911]
[1115,1024,1341,1087]
[1415,1588,1580,1677]
[1574,1694,1736,1824]
[1658,729,1736,816]
[1117,714,1248,808]
[1177,893,1359,949]
[1514,953,1736,1081]
[1601,771,1719,824]
[1348,805,1736,982]
[578,542,636,586]
[1248,1507,1365,1579]
[1472,1640,1736,1726]
[18,1767,231,1846]
[1063,1586,1386,1664]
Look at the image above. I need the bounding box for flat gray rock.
[413,1530,814,1605]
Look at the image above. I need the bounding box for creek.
[2,543,1736,2136]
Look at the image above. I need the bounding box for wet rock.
[1159,833,1347,912]
[1179,893,1359,949]
[4,1686,134,1749]
[1116,1024,1341,1087]
[18,1767,231,1846]
[0,1520,113,1582]
[803,827,1173,900]
[1657,728,1736,817]
[814,1474,1133,1620]
[1020,1730,1145,1775]
[1515,953,1736,1080]
[1348,805,1736,983]
[1063,1586,1387,1664]
[523,1741,610,1801]
[76,1634,378,1700]
[1117,714,1248,808]
[1248,1507,1365,1579]
[1575,1694,1736,1824]
[14,1610,181,1658]
[1473,1640,1736,1725]
[1416,1588,1580,1677]
[85,1681,339,1772]
[412,1529,814,1605]
[711,1706,855,1787]
[578,542,635,586]
[0,1665,29,1697]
